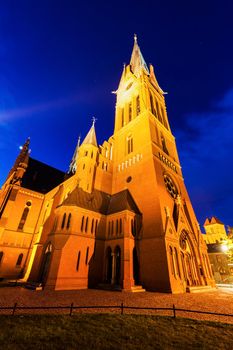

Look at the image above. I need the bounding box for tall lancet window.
[136,96,140,116]
[149,92,156,117]
[128,103,132,122]
[121,108,124,127]
[127,135,133,154]
[18,201,31,231]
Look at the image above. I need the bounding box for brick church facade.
[0,37,215,293]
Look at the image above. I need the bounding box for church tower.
[111,35,214,292]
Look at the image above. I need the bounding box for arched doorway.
[133,247,140,285]
[105,247,112,283]
[115,246,121,285]
[39,243,52,285]
[179,231,200,286]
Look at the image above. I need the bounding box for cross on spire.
[92,117,97,127]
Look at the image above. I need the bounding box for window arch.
[18,206,30,230]
[169,246,175,276]
[119,219,122,234]
[85,247,89,265]
[149,91,156,116]
[85,217,89,233]
[0,251,3,265]
[128,102,132,122]
[111,221,114,235]
[121,108,124,127]
[108,221,111,236]
[16,253,23,266]
[127,135,133,154]
[136,96,140,116]
[174,247,180,277]
[161,134,169,155]
[116,220,118,235]
[91,219,94,234]
[76,251,81,271]
[66,213,71,229]
[61,213,66,229]
[156,101,163,123]
[95,220,98,235]
[81,216,85,232]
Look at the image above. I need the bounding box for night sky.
[0,1,233,229]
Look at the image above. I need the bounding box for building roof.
[21,157,66,194]
[204,216,224,226]
[82,122,97,147]
[130,34,149,77]
[61,187,141,215]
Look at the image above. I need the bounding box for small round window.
[164,174,178,199]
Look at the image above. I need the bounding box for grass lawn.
[0,314,232,349]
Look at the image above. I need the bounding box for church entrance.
[133,247,140,285]
[39,243,52,285]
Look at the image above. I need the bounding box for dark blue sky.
[0,1,233,228]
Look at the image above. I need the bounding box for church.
[0,37,215,293]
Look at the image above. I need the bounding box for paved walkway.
[0,287,233,323]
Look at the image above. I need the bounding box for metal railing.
[0,302,233,320]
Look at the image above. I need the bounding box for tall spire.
[68,135,81,174]
[82,118,98,146]
[130,34,149,77]
[7,137,30,182]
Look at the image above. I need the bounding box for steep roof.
[204,216,224,226]
[21,157,66,194]
[130,34,149,77]
[82,123,97,147]
[61,187,141,215]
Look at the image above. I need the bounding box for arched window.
[85,217,89,233]
[16,253,23,266]
[156,101,163,124]
[174,247,180,277]
[0,251,3,265]
[169,246,175,276]
[161,134,169,155]
[66,213,71,229]
[85,247,89,265]
[61,213,66,229]
[76,251,81,271]
[161,108,168,129]
[127,135,133,154]
[18,206,30,231]
[53,217,58,231]
[136,96,140,116]
[149,92,156,116]
[121,108,124,127]
[128,102,132,122]
[81,216,85,232]
[116,220,118,235]
[91,151,93,158]
[91,219,94,234]
[108,221,111,236]
[95,220,98,235]
[119,219,122,234]
[111,221,114,235]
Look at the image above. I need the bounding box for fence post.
[121,302,124,315]
[172,304,176,319]
[12,302,17,316]
[69,302,74,316]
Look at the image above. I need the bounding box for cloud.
[176,88,233,225]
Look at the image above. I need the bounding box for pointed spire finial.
[134,33,137,44]
[92,117,97,127]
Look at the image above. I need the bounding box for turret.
[6,137,30,186]
[72,119,99,193]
